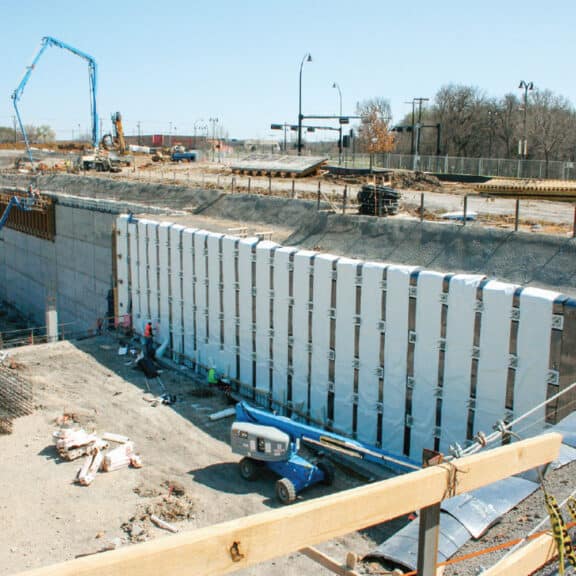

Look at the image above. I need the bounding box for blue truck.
[171,150,197,162]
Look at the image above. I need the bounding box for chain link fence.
[336,152,576,180]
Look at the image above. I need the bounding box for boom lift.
[231,401,420,504]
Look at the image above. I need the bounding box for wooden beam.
[481,532,558,576]
[15,433,561,576]
[300,546,360,576]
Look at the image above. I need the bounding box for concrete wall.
[0,198,116,334]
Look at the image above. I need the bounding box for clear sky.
[0,0,574,145]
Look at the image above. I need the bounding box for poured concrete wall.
[0,198,116,334]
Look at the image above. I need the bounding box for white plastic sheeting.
[410,270,445,461]
[357,262,386,446]
[382,265,416,455]
[147,222,159,330]
[206,233,224,365]
[334,258,360,435]
[440,274,485,454]
[118,217,563,455]
[272,247,297,408]
[515,287,560,436]
[255,241,279,396]
[181,227,197,359]
[157,222,173,344]
[238,238,259,387]
[474,280,516,439]
[169,225,185,356]
[310,254,339,425]
[221,236,238,378]
[194,231,209,367]
[292,250,316,418]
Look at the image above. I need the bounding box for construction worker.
[207,366,219,387]
[143,321,154,358]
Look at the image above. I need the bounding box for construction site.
[2,36,576,576]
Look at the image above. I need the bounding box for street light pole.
[332,82,342,163]
[518,80,533,160]
[297,53,312,156]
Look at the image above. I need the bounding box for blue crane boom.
[11,36,99,167]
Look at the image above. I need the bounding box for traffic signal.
[342,135,350,148]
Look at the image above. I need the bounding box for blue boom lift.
[231,401,420,504]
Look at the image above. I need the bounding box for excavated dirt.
[0,336,403,576]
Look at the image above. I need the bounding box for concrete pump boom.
[11,36,99,168]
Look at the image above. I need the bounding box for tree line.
[356,85,576,162]
[0,125,56,144]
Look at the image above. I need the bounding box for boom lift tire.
[239,457,259,481]
[317,461,335,486]
[276,477,297,504]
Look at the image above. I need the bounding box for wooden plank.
[300,546,360,576]
[14,433,561,576]
[481,532,558,575]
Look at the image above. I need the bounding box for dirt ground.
[1,336,574,576]
[0,336,404,576]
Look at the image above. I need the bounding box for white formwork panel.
[440,274,485,454]
[292,250,317,417]
[381,265,416,455]
[157,222,173,344]
[410,270,445,461]
[474,280,516,437]
[115,216,130,323]
[357,262,387,446]
[310,254,339,425]
[238,238,260,386]
[272,247,298,410]
[137,219,153,329]
[169,225,186,356]
[128,220,141,324]
[255,241,279,395]
[221,236,239,378]
[147,222,160,328]
[207,233,224,366]
[515,287,560,436]
[194,231,209,367]
[181,228,198,360]
[334,258,360,436]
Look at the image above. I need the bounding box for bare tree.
[434,85,487,157]
[528,90,575,171]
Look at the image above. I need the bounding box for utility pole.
[411,98,429,170]
[519,80,534,160]
[137,121,142,145]
[405,101,416,154]
[209,117,219,162]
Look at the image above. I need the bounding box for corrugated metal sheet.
[366,513,471,572]
[441,476,539,538]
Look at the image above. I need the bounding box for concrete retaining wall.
[0,199,116,334]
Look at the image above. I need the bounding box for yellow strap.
[543,490,576,572]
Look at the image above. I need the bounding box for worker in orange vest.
[143,322,154,358]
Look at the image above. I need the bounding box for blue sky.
[0,0,574,143]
